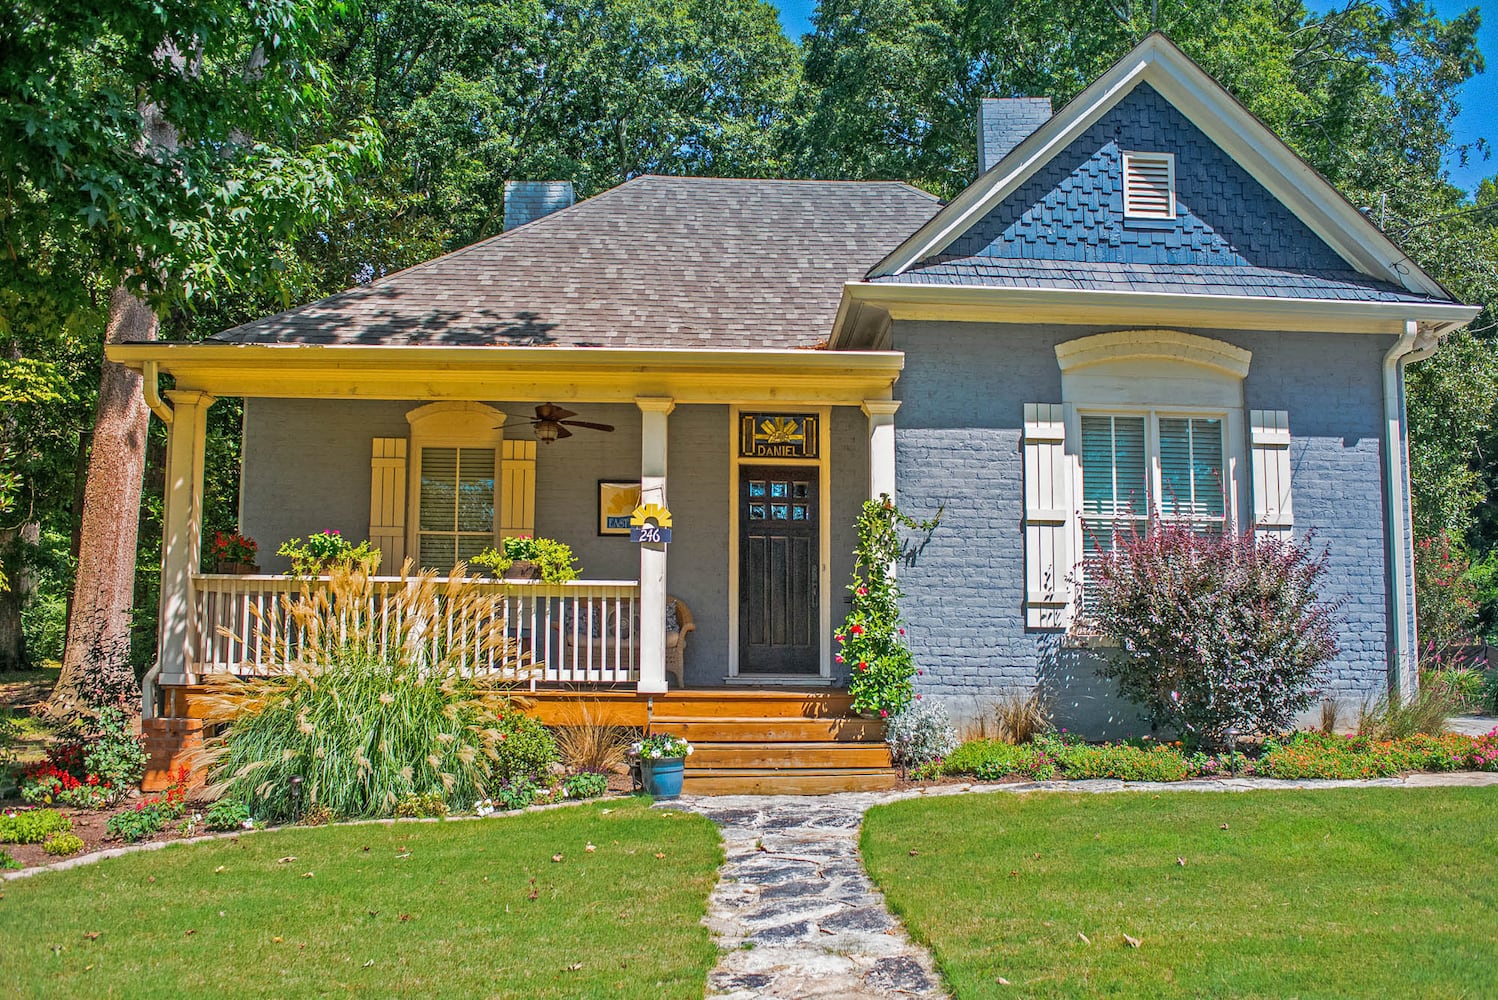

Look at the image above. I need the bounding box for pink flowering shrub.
[1085,520,1340,751]
[838,497,940,717]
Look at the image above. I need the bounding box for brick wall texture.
[892,320,1400,735]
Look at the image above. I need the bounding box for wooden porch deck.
[151,685,896,796]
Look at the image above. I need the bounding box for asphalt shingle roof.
[877,256,1442,304]
[213,176,942,349]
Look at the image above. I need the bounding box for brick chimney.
[503,180,576,230]
[977,98,1052,173]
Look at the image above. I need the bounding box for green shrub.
[562,771,608,799]
[471,536,580,583]
[200,563,543,822]
[82,707,148,791]
[277,530,380,576]
[1087,522,1339,750]
[1045,737,1190,782]
[396,792,449,818]
[107,804,167,843]
[494,775,539,811]
[42,831,85,857]
[1421,667,1488,711]
[0,809,72,844]
[937,740,1058,781]
[493,710,559,781]
[202,798,252,832]
[0,848,18,870]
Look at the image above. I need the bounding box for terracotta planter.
[216,560,259,575]
[503,560,543,581]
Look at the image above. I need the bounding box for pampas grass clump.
[199,560,555,821]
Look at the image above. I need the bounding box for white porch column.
[862,399,900,502]
[158,390,215,685]
[636,397,674,693]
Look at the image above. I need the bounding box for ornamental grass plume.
[198,559,549,821]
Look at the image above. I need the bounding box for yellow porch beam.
[108,343,903,405]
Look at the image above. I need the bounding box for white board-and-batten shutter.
[1023,404,1075,629]
[1249,410,1293,541]
[369,438,407,568]
[500,439,537,540]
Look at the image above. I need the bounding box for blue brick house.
[119,35,1477,748]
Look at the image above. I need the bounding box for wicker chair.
[664,595,695,689]
[561,594,695,687]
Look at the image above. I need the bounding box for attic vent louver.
[1122,152,1175,220]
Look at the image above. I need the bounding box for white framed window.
[1079,410,1226,558]
[417,446,497,570]
[1122,151,1176,220]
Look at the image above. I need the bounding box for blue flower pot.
[642,757,685,798]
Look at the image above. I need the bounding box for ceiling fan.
[523,403,615,444]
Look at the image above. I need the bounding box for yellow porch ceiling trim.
[105,343,904,405]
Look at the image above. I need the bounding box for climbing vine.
[838,496,941,717]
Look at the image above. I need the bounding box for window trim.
[404,402,506,570]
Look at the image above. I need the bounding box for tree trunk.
[42,287,156,719]
[0,521,39,670]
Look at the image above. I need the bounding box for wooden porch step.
[681,768,899,796]
[690,741,892,770]
[652,716,885,743]
[648,690,857,719]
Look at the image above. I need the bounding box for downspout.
[1382,321,1433,701]
[142,360,174,425]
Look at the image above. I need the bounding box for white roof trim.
[828,280,1479,347]
[867,33,1452,301]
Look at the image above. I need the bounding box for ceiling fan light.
[535,421,560,444]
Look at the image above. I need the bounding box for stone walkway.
[677,793,948,1000]
[672,772,1498,999]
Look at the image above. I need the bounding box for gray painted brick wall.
[891,321,1398,735]
[239,399,871,686]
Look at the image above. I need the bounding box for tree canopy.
[2,0,1497,691]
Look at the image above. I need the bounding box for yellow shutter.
[1249,410,1294,541]
[500,439,537,539]
[1023,404,1074,629]
[369,438,407,570]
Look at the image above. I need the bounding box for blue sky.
[769,1,1496,195]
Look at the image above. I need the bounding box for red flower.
[850,625,864,636]
[856,586,868,596]
[879,709,888,718]
[858,662,869,672]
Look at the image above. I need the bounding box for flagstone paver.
[671,772,1498,1000]
[676,793,948,1000]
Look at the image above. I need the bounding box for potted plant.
[629,733,692,798]
[472,536,581,583]
[211,531,259,574]
[276,530,381,577]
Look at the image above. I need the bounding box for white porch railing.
[191,574,642,686]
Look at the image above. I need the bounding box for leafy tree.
[1,0,378,710]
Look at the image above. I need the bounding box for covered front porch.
[110,343,906,698]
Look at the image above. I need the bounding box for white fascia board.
[839,280,1480,338]
[868,34,1454,302]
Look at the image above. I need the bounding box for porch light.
[535,421,560,445]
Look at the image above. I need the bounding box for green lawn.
[0,799,722,999]
[863,788,1498,999]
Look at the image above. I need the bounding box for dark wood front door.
[739,465,819,674]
